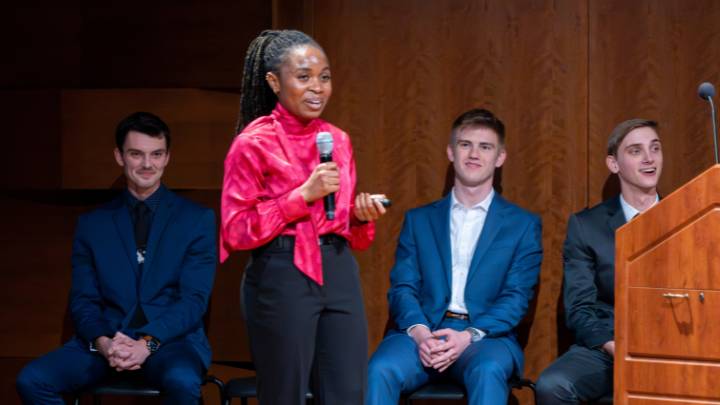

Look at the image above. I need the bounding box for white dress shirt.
[406,189,493,340]
[619,193,659,222]
[448,188,494,313]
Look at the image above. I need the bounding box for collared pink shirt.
[220,103,375,285]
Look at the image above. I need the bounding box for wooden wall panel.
[588,0,720,205]
[0,1,270,89]
[4,1,720,403]
[60,89,238,189]
[0,92,62,189]
[308,1,589,391]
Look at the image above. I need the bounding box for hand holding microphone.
[299,162,340,205]
[306,131,390,221]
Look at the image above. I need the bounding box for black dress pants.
[535,344,613,404]
[242,237,368,405]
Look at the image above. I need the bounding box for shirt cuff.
[277,188,310,222]
[406,324,431,336]
[466,327,486,341]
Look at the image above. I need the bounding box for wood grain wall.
[2,1,720,404]
[281,1,720,403]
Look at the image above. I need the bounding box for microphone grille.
[316,131,333,155]
[699,82,716,100]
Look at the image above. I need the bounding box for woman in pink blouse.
[220,30,386,405]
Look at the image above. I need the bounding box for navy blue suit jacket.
[68,188,217,367]
[563,196,624,349]
[388,193,542,371]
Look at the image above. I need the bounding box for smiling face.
[265,45,332,122]
[447,126,506,190]
[114,130,170,199]
[606,126,663,194]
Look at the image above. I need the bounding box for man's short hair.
[115,112,171,151]
[607,118,658,156]
[451,108,505,145]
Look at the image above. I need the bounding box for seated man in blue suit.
[535,118,663,404]
[367,108,543,405]
[16,112,217,405]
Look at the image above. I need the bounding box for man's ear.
[114,148,124,167]
[446,144,455,162]
[266,72,280,95]
[606,154,619,174]
[495,148,507,168]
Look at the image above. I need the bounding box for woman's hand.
[354,192,387,222]
[299,162,340,203]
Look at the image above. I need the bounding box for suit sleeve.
[471,215,543,337]
[69,215,116,344]
[563,214,613,348]
[139,208,217,343]
[388,212,430,330]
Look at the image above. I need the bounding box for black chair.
[215,360,313,405]
[72,373,224,405]
[402,376,536,404]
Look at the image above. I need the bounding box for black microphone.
[698,82,719,164]
[316,131,335,220]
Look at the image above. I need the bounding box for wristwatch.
[142,335,161,354]
[465,327,483,343]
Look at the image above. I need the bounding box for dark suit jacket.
[563,196,625,349]
[388,193,543,371]
[68,187,217,367]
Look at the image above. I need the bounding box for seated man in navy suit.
[367,108,543,405]
[16,112,217,405]
[535,119,663,404]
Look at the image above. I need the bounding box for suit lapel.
[141,189,175,286]
[112,197,139,277]
[429,195,452,290]
[606,196,626,234]
[467,193,506,283]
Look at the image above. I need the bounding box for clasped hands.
[95,332,150,371]
[410,326,472,373]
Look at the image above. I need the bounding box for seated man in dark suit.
[535,118,663,404]
[367,108,543,405]
[16,112,217,405]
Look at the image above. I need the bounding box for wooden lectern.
[615,165,720,404]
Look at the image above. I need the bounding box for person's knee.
[465,358,507,382]
[161,369,201,398]
[535,368,575,403]
[16,364,47,398]
[368,354,405,388]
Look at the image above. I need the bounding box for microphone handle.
[320,154,335,219]
[709,97,719,164]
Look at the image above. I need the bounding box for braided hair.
[236,30,323,133]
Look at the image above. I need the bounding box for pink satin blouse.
[220,103,375,285]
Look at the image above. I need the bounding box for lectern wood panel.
[627,209,720,290]
[627,288,720,361]
[616,165,720,403]
[628,398,720,405]
[624,360,720,401]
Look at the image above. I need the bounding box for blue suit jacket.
[563,196,624,349]
[68,188,217,367]
[388,193,542,371]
